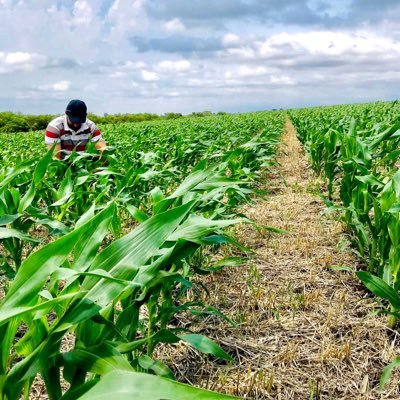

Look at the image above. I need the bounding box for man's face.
[66,116,82,131]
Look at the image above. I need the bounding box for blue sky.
[0,0,399,115]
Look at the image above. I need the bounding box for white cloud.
[224,71,233,80]
[0,52,47,74]
[237,65,268,77]
[106,0,148,42]
[166,91,181,97]
[224,66,270,81]
[141,70,159,81]
[72,0,93,25]
[270,75,295,85]
[156,60,191,73]
[219,30,400,67]
[109,71,128,78]
[217,30,400,100]
[104,60,147,79]
[37,80,71,92]
[219,47,257,60]
[46,5,57,14]
[163,18,185,32]
[258,31,400,58]
[4,52,32,64]
[187,78,204,86]
[222,33,241,47]
[52,80,71,91]
[0,2,400,115]
[122,61,146,70]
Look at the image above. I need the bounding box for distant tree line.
[0,110,228,133]
[0,112,55,133]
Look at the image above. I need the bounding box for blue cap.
[66,99,87,123]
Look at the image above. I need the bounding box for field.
[0,102,400,399]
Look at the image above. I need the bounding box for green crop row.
[290,101,400,388]
[0,111,284,399]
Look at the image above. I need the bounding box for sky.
[0,0,399,116]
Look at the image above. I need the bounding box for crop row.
[0,111,284,399]
[290,101,400,387]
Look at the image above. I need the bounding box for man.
[45,99,106,160]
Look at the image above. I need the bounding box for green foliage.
[0,112,30,133]
[79,370,238,399]
[88,112,160,124]
[0,110,284,399]
[0,110,234,134]
[189,111,213,118]
[163,112,183,119]
[0,112,56,133]
[290,100,400,388]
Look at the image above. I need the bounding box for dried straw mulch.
[159,119,400,399]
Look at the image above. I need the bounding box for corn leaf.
[78,370,238,399]
[356,271,400,310]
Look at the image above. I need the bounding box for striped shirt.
[45,115,102,157]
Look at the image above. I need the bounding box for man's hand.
[94,140,107,155]
[47,143,62,160]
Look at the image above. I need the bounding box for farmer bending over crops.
[45,99,106,160]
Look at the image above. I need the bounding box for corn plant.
[0,164,246,399]
[0,110,284,398]
[290,101,400,385]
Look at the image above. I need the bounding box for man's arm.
[94,139,107,165]
[45,121,62,159]
[90,121,106,156]
[94,139,107,153]
[47,143,62,160]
